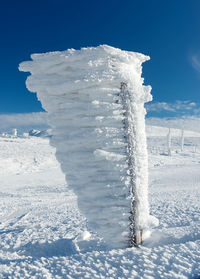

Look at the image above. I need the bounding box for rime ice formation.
[19,45,155,248]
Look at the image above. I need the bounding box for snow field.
[0,128,199,278]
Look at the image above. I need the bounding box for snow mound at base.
[19,45,153,248]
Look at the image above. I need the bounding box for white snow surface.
[0,126,199,278]
[19,45,153,248]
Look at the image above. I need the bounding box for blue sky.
[0,0,200,116]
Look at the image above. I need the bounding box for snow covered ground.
[0,125,199,278]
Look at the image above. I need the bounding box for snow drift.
[19,45,155,248]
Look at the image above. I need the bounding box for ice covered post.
[19,45,156,248]
[12,128,17,137]
[167,128,172,156]
[180,129,184,152]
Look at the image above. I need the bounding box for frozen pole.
[167,128,172,156]
[12,128,17,137]
[120,82,148,246]
[180,129,184,152]
[19,45,156,248]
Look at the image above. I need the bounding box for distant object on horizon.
[28,129,52,138]
[12,128,18,137]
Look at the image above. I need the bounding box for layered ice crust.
[19,45,152,248]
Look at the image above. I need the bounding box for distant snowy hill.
[30,125,200,138]
[27,125,200,139]
[146,125,200,137]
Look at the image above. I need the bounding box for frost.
[19,45,154,248]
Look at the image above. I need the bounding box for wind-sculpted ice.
[19,45,156,248]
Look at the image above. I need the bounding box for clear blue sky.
[0,0,199,114]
